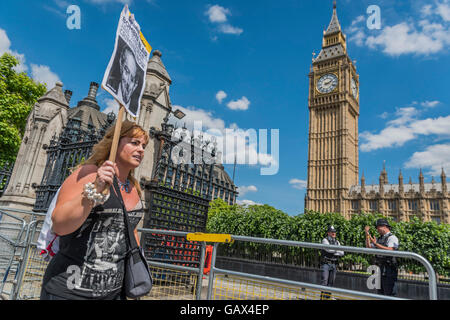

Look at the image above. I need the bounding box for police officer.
[320,225,344,300]
[365,219,399,296]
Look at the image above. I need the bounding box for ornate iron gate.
[143,121,221,270]
[0,161,14,197]
[33,114,115,212]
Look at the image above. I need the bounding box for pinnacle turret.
[324,1,342,35]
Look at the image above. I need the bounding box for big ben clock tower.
[305,2,359,218]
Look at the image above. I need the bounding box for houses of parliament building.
[304,3,449,224]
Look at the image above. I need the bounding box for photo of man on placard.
[104,36,144,116]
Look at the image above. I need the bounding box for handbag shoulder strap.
[112,177,139,252]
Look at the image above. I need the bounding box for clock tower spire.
[305,2,359,218]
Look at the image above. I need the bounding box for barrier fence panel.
[138,228,206,301]
[207,235,439,300]
[215,241,445,299]
[15,219,49,300]
[0,209,28,299]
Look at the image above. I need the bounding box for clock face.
[317,73,338,94]
[351,78,358,98]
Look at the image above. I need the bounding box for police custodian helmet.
[327,225,337,233]
[375,219,391,228]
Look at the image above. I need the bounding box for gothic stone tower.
[0,82,69,211]
[305,3,359,218]
[132,50,173,186]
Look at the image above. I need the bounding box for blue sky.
[1,0,449,215]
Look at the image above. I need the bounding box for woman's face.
[116,135,147,169]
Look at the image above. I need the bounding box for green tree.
[0,53,47,164]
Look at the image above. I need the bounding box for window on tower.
[408,200,418,211]
[388,200,397,210]
[430,200,440,211]
[369,200,378,211]
[431,216,441,224]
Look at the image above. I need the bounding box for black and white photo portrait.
[102,5,151,118]
[104,37,144,115]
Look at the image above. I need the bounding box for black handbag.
[112,177,152,299]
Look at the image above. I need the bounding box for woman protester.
[40,120,149,300]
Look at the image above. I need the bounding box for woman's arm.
[51,165,98,236]
[51,161,117,236]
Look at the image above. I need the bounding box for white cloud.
[421,100,440,108]
[237,185,257,197]
[349,29,366,47]
[0,28,11,54]
[360,126,416,152]
[352,15,366,26]
[387,107,418,126]
[346,4,450,56]
[405,143,450,176]
[219,24,243,35]
[409,115,450,136]
[215,90,227,104]
[289,179,307,190]
[0,28,61,86]
[205,4,243,37]
[31,64,61,89]
[205,5,230,23]
[236,199,262,206]
[171,105,226,131]
[0,28,28,73]
[346,16,365,46]
[422,4,433,16]
[365,22,445,56]
[169,104,278,172]
[227,96,250,111]
[379,111,389,119]
[360,106,450,152]
[102,98,120,115]
[437,1,450,21]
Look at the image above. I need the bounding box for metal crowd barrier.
[0,209,440,300]
[0,209,29,299]
[138,229,206,300]
[207,235,439,300]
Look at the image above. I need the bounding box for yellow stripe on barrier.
[186,233,232,243]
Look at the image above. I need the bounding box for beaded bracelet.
[83,182,109,207]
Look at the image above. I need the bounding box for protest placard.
[102,5,151,118]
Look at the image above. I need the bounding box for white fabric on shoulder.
[386,234,399,250]
[37,187,61,261]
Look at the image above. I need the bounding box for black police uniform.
[374,232,399,296]
[320,226,344,300]
[371,219,399,296]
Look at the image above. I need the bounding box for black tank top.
[42,185,144,299]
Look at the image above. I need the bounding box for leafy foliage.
[0,53,47,164]
[207,200,450,276]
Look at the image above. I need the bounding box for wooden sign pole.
[109,104,125,162]
[102,103,124,196]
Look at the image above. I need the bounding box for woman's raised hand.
[94,161,119,193]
